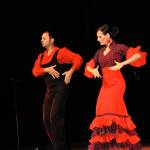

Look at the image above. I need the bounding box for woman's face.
[41,32,53,48]
[97,30,110,46]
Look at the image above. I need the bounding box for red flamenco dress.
[84,46,147,150]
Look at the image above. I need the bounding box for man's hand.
[45,65,60,79]
[62,68,74,84]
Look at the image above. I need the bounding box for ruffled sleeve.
[84,59,96,78]
[32,53,45,77]
[57,47,83,70]
[126,46,147,67]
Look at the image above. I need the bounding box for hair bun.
[111,26,119,37]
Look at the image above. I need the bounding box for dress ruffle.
[90,115,136,130]
[89,139,142,150]
[89,115,141,150]
[126,46,147,67]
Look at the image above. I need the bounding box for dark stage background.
[4,0,150,149]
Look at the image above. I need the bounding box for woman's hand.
[87,65,102,78]
[109,60,124,70]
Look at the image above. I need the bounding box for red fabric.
[89,67,141,146]
[90,132,140,144]
[126,46,147,67]
[95,68,127,115]
[32,47,59,77]
[57,47,83,70]
[84,59,95,78]
[32,53,46,77]
[32,46,83,77]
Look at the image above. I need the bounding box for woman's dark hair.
[97,24,119,38]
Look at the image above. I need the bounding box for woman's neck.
[106,38,113,48]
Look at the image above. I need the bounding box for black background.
[4,0,150,149]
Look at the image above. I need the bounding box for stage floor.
[8,145,150,150]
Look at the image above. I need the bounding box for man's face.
[41,32,53,48]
